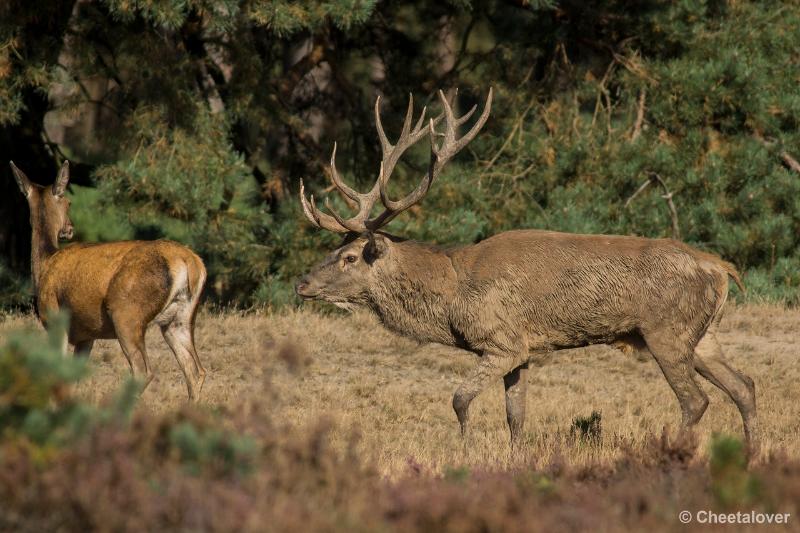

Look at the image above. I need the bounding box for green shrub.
[709,434,761,508]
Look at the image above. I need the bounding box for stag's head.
[10,160,74,242]
[295,89,492,306]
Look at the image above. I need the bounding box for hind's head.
[10,160,73,242]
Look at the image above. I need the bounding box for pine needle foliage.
[1,0,798,306]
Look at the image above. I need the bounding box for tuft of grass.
[570,410,602,445]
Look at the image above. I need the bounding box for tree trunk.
[0,1,76,279]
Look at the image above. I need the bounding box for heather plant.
[0,312,92,451]
[0,317,798,531]
[0,315,256,475]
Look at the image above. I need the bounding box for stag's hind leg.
[694,328,757,450]
[642,331,709,434]
[504,363,529,447]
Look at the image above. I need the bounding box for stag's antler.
[300,88,493,233]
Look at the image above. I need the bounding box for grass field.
[2,303,796,477]
[1,304,799,531]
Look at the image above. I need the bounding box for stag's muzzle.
[295,276,317,300]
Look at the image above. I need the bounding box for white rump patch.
[154,263,191,327]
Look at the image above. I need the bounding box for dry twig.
[625,172,680,239]
[630,88,646,142]
[752,132,800,174]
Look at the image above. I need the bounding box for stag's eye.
[344,255,358,264]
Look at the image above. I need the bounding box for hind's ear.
[52,160,70,198]
[9,161,32,198]
[364,233,389,264]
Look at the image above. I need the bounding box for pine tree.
[1,1,798,307]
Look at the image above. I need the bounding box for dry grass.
[1,304,798,477]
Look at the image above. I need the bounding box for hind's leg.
[74,340,94,358]
[187,302,206,386]
[694,328,758,451]
[161,317,205,401]
[112,318,155,390]
[643,330,709,434]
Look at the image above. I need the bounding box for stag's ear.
[364,233,389,264]
[52,160,70,198]
[9,161,33,198]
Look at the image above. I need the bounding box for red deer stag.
[10,161,207,401]
[295,89,757,451]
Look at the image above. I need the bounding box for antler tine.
[299,179,352,233]
[437,90,457,146]
[454,104,477,127]
[329,143,360,202]
[324,197,367,233]
[300,138,385,234]
[375,117,438,215]
[375,95,392,154]
[399,93,415,140]
[429,117,442,157]
[301,89,491,235]
[376,93,432,193]
[434,87,493,161]
[377,149,435,215]
[453,87,492,153]
[377,88,491,223]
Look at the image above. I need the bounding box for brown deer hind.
[10,161,207,401]
[296,88,757,451]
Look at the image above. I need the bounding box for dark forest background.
[1,0,798,309]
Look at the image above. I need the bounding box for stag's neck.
[29,212,59,292]
[366,241,459,346]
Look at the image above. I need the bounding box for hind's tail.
[185,253,207,304]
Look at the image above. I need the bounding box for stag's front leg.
[504,363,529,447]
[453,352,523,439]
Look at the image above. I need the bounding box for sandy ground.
[1,304,797,477]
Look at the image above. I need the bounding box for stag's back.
[449,229,737,349]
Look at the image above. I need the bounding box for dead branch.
[625,172,681,240]
[630,88,646,142]
[484,99,536,171]
[780,151,800,174]
[752,132,800,174]
[623,178,652,208]
[591,60,616,133]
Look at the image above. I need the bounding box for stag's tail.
[690,248,746,293]
[718,259,745,293]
